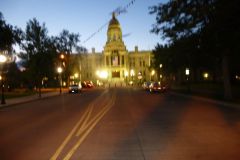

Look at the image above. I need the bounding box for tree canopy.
[150,0,240,99]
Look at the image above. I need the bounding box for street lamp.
[185,68,190,92]
[151,70,155,81]
[159,64,163,83]
[57,66,63,94]
[0,54,7,104]
[185,68,190,78]
[60,53,65,67]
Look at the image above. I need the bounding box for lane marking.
[50,90,108,160]
[50,90,115,160]
[75,94,115,137]
[63,94,116,160]
[75,104,93,136]
[50,104,92,160]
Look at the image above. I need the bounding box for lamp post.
[185,68,190,92]
[151,70,155,81]
[60,53,65,67]
[57,66,63,94]
[0,54,7,104]
[159,64,163,83]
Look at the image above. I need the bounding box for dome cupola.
[107,13,122,42]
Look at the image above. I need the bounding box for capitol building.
[73,13,154,86]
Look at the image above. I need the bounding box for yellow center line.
[75,104,93,136]
[50,91,108,160]
[75,94,115,137]
[63,94,116,160]
[50,104,92,160]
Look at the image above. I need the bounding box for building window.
[111,50,119,66]
[106,56,109,66]
[112,55,119,66]
[121,55,124,65]
[112,71,120,78]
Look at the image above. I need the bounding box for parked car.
[69,84,82,93]
[142,81,151,90]
[82,81,94,88]
[149,82,166,93]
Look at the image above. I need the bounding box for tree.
[6,61,22,89]
[0,12,22,51]
[19,18,57,97]
[0,12,22,93]
[54,29,82,86]
[150,0,240,100]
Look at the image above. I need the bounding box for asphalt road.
[0,88,240,160]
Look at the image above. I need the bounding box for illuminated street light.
[185,68,190,76]
[100,71,108,79]
[203,72,209,80]
[159,64,163,83]
[57,66,63,94]
[0,53,7,104]
[159,64,163,68]
[74,73,79,78]
[0,55,7,63]
[151,69,155,81]
[60,53,65,60]
[185,68,190,92]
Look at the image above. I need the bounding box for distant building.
[76,13,154,86]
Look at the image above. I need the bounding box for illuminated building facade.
[78,13,154,86]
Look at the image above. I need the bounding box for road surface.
[0,88,240,160]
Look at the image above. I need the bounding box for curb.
[170,91,240,109]
[0,92,64,109]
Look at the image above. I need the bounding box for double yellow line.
[50,91,116,160]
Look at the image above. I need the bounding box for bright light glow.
[100,71,108,79]
[159,64,163,68]
[130,69,135,76]
[129,81,133,85]
[97,70,108,79]
[185,68,190,75]
[203,72,209,79]
[151,70,155,76]
[236,75,240,80]
[0,55,7,63]
[124,71,129,77]
[96,70,100,76]
[57,67,63,73]
[74,73,79,78]
[60,54,65,59]
[0,75,2,80]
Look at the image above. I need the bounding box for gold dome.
[109,13,120,27]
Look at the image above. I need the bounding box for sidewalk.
[170,91,240,110]
[0,91,63,108]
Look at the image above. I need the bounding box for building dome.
[107,13,122,43]
[109,13,120,26]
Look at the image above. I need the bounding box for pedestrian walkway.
[170,91,240,109]
[0,91,63,108]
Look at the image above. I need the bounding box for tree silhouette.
[150,0,240,99]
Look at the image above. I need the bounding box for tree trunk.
[222,52,232,100]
